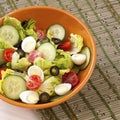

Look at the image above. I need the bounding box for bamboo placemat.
[0,0,120,120]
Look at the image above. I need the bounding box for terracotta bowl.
[0,6,96,109]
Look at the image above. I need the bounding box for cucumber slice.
[47,24,65,40]
[80,46,91,70]
[37,43,56,61]
[0,25,19,46]
[2,75,27,100]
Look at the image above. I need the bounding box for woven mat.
[0,0,120,120]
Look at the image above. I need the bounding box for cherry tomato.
[0,68,6,79]
[36,29,46,39]
[26,75,42,90]
[4,48,15,62]
[57,40,72,51]
[28,50,43,63]
[62,70,79,88]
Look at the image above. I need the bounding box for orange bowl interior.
[0,6,96,109]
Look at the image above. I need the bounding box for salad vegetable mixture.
[0,16,90,104]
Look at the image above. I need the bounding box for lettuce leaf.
[34,57,53,70]
[24,19,38,40]
[0,80,3,94]
[69,33,83,54]
[40,76,61,96]
[11,52,31,71]
[11,58,31,71]
[53,49,73,69]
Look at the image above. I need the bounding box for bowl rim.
[0,6,96,109]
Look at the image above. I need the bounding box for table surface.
[0,0,120,120]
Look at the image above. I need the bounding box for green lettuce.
[69,33,83,54]
[1,69,14,80]
[53,49,73,69]
[24,19,38,40]
[25,29,38,40]
[25,19,36,29]
[11,57,31,71]
[34,57,53,70]
[0,80,3,94]
[11,52,31,71]
[40,76,61,96]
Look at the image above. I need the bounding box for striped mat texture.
[0,0,120,120]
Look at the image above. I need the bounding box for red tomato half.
[4,48,15,62]
[0,68,6,79]
[36,29,46,39]
[26,75,42,90]
[62,70,79,88]
[28,50,43,63]
[57,40,72,51]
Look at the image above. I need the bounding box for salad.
[0,16,90,104]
